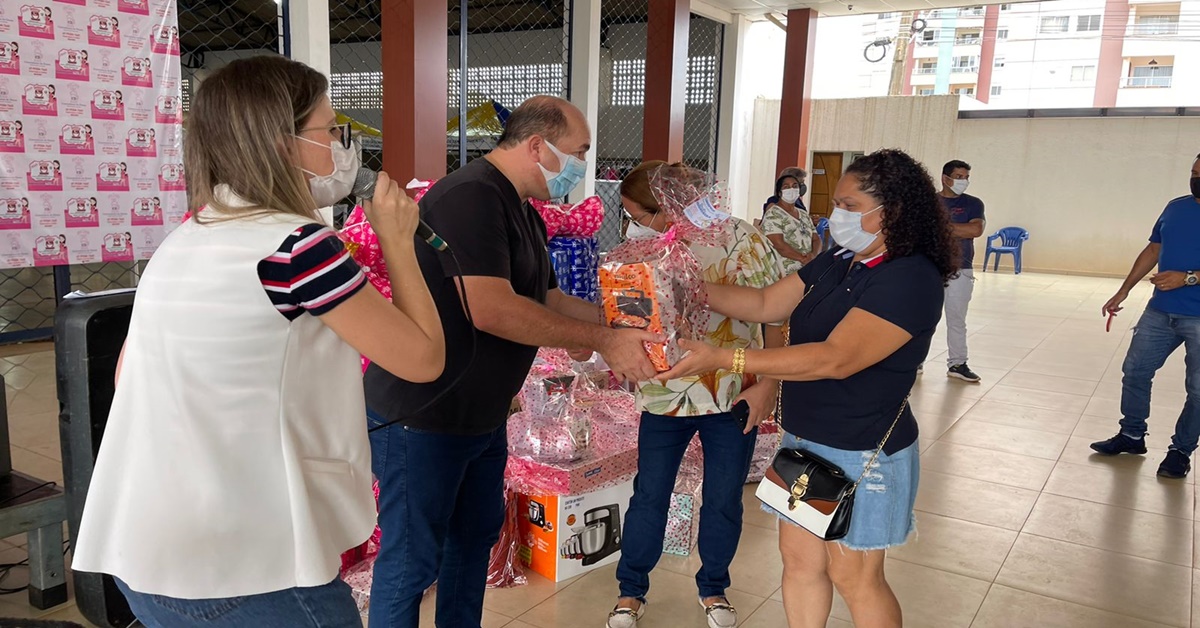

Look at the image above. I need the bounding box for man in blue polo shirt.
[939,160,986,383]
[1092,154,1200,478]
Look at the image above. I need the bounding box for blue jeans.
[1119,307,1200,454]
[615,412,758,601]
[115,577,360,627]
[367,410,508,628]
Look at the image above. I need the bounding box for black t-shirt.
[363,157,556,434]
[780,249,944,454]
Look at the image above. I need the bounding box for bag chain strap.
[775,322,911,496]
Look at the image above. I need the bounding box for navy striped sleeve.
[258,223,367,320]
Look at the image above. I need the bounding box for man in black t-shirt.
[938,160,986,383]
[363,96,656,628]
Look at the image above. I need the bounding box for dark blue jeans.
[115,577,360,627]
[616,411,758,601]
[367,411,508,628]
[1119,307,1200,454]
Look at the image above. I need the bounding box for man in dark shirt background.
[363,96,656,627]
[939,160,986,383]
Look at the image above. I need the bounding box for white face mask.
[780,188,801,205]
[297,136,360,208]
[949,178,970,195]
[829,205,882,253]
[624,211,661,240]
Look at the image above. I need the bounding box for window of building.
[951,55,979,72]
[918,88,935,95]
[1039,16,1070,33]
[1000,4,1012,10]
[920,29,940,45]
[956,31,982,45]
[446,63,565,110]
[961,6,985,17]
[609,56,718,107]
[954,86,976,96]
[1070,65,1097,82]
[1126,64,1173,87]
[331,71,384,110]
[1132,15,1179,36]
[997,28,1009,40]
[878,12,895,19]
[917,61,938,75]
[994,56,1006,68]
[1077,15,1101,31]
[991,85,1002,96]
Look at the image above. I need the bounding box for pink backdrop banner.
[0,0,184,268]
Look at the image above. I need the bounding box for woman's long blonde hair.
[184,55,325,222]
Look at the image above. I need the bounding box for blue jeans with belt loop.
[1119,307,1200,454]
[615,411,758,602]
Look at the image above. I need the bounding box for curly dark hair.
[845,149,959,283]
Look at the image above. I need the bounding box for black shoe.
[947,363,981,383]
[1157,449,1191,479]
[1089,433,1148,456]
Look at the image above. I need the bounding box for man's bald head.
[497,96,587,150]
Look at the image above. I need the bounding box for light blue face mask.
[538,140,587,200]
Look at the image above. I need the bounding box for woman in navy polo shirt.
[663,149,957,628]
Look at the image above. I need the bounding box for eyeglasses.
[298,121,353,150]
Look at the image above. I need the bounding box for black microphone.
[352,167,448,252]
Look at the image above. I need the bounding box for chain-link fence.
[593,2,725,252]
[449,1,573,171]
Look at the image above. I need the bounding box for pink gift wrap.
[530,195,605,239]
[747,430,783,484]
[663,490,702,556]
[487,487,528,589]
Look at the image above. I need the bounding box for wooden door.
[809,152,844,219]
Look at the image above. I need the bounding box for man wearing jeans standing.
[363,97,657,627]
[939,160,985,383]
[1092,155,1200,479]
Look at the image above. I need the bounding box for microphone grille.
[352,168,377,198]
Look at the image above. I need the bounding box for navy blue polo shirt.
[1149,195,1200,316]
[940,193,985,269]
[781,249,945,454]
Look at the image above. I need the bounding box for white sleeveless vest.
[72,205,375,599]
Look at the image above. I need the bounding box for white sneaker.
[606,601,645,628]
[699,598,737,628]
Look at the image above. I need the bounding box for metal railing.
[1123,75,1173,88]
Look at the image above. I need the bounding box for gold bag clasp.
[787,473,809,510]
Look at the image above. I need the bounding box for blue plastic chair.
[984,227,1030,274]
[815,217,831,250]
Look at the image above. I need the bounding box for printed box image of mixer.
[517,480,633,582]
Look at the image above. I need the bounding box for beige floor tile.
[913,412,962,440]
[907,392,979,421]
[829,559,989,628]
[940,420,1069,460]
[484,571,582,620]
[741,485,780,531]
[11,446,63,483]
[1023,493,1193,567]
[920,441,1056,491]
[995,370,1101,397]
[913,470,1040,531]
[959,399,1082,435]
[972,584,1176,628]
[1013,358,1108,382]
[1043,460,1194,520]
[656,521,782,598]
[1193,570,1199,628]
[1083,395,1189,422]
[515,565,766,628]
[996,534,1191,627]
[981,384,1092,415]
[887,511,1017,581]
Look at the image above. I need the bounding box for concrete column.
[716,13,750,219]
[382,0,448,182]
[570,0,601,201]
[643,0,690,163]
[287,0,330,76]
[775,8,817,172]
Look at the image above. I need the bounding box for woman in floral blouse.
[605,161,785,628]
[762,167,822,275]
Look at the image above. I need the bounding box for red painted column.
[775,9,817,173]
[901,37,916,96]
[643,0,690,163]
[1094,0,1129,107]
[382,0,447,182]
[975,5,1001,104]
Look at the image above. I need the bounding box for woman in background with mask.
[72,55,445,627]
[606,161,785,628]
[762,167,821,275]
[659,150,956,628]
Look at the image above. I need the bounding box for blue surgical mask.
[829,205,882,253]
[538,140,587,200]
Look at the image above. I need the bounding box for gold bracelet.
[731,348,746,375]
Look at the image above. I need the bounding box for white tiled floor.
[0,270,1196,627]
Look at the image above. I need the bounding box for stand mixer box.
[517,479,634,582]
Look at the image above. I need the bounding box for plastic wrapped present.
[746,429,782,484]
[342,555,375,617]
[663,490,702,556]
[487,487,528,589]
[530,195,605,240]
[549,236,600,303]
[600,226,709,373]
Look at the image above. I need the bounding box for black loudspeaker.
[54,290,136,628]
